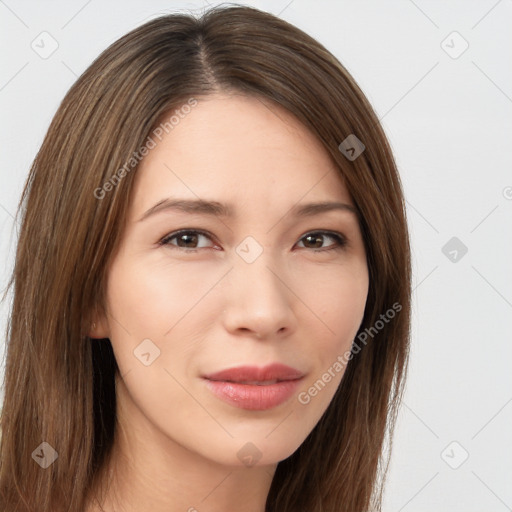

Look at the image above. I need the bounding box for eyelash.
[158,229,347,253]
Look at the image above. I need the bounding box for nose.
[221,255,298,341]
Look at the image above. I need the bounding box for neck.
[86,377,276,512]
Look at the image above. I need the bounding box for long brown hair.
[0,5,411,511]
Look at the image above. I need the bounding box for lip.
[203,364,305,411]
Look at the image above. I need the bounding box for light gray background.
[1,1,511,511]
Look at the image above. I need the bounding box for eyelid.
[159,228,219,250]
[159,228,347,252]
[296,230,347,248]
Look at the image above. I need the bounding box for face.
[92,93,369,468]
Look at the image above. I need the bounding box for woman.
[0,5,411,511]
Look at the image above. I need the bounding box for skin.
[88,93,369,512]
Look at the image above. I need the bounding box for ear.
[88,307,110,339]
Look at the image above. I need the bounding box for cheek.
[106,257,212,338]
[292,264,368,425]
[301,262,369,353]
[104,255,225,382]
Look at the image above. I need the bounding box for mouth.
[203,363,305,383]
[202,363,305,411]
[215,379,283,385]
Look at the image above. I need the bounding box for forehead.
[130,93,352,219]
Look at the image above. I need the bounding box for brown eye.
[159,229,347,253]
[297,231,347,251]
[173,233,200,248]
[160,230,215,251]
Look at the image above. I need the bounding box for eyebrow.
[138,198,357,222]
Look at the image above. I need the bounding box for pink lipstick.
[203,363,304,411]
